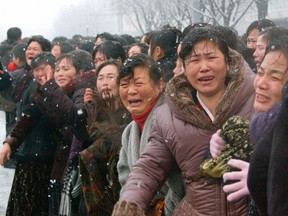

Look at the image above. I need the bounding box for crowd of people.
[0,18,287,216]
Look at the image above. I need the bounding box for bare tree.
[113,0,257,34]
[113,0,174,34]
[194,0,255,27]
[255,0,269,19]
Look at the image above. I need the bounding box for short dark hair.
[92,40,126,63]
[7,27,22,42]
[182,23,210,41]
[260,26,288,45]
[70,49,94,72]
[56,53,81,74]
[150,29,181,58]
[11,43,26,63]
[52,41,75,55]
[95,32,115,43]
[95,59,121,77]
[31,52,56,70]
[128,43,149,55]
[214,25,241,51]
[26,37,51,52]
[246,19,275,36]
[121,34,136,45]
[117,54,161,86]
[77,41,94,54]
[52,36,68,44]
[265,35,288,58]
[180,26,230,65]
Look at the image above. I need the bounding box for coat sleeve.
[35,79,88,141]
[119,110,175,211]
[5,109,38,151]
[117,125,131,188]
[267,83,288,215]
[247,125,272,215]
[0,71,13,90]
[0,69,23,102]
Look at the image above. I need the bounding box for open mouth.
[255,93,269,103]
[128,99,142,107]
[198,76,214,84]
[102,89,111,94]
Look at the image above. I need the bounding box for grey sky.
[0,0,82,41]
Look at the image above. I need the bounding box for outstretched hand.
[0,143,11,166]
[223,159,250,202]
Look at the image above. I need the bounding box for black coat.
[0,67,58,161]
[248,82,288,216]
[31,72,96,180]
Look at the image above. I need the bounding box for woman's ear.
[158,78,164,91]
[153,46,165,61]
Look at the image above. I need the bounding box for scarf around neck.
[132,95,160,133]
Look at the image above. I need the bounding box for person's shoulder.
[153,103,172,124]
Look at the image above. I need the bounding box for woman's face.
[51,45,61,59]
[93,51,107,68]
[54,58,77,88]
[184,40,229,99]
[25,41,43,66]
[254,50,288,112]
[253,35,267,68]
[247,28,259,49]
[119,66,162,116]
[95,38,105,47]
[96,64,118,99]
[128,45,141,57]
[12,55,21,67]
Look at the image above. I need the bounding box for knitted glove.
[223,159,250,201]
[112,200,146,216]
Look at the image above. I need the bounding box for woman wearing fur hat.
[112,26,255,215]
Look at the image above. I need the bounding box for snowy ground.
[0,111,14,215]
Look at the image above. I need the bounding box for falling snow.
[0,111,15,215]
[77,109,84,115]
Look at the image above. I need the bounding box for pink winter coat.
[120,50,255,215]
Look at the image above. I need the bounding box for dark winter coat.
[80,94,131,215]
[0,67,58,161]
[248,82,288,216]
[119,49,255,215]
[31,71,96,180]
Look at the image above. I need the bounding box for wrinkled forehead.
[264,50,288,65]
[182,40,221,60]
